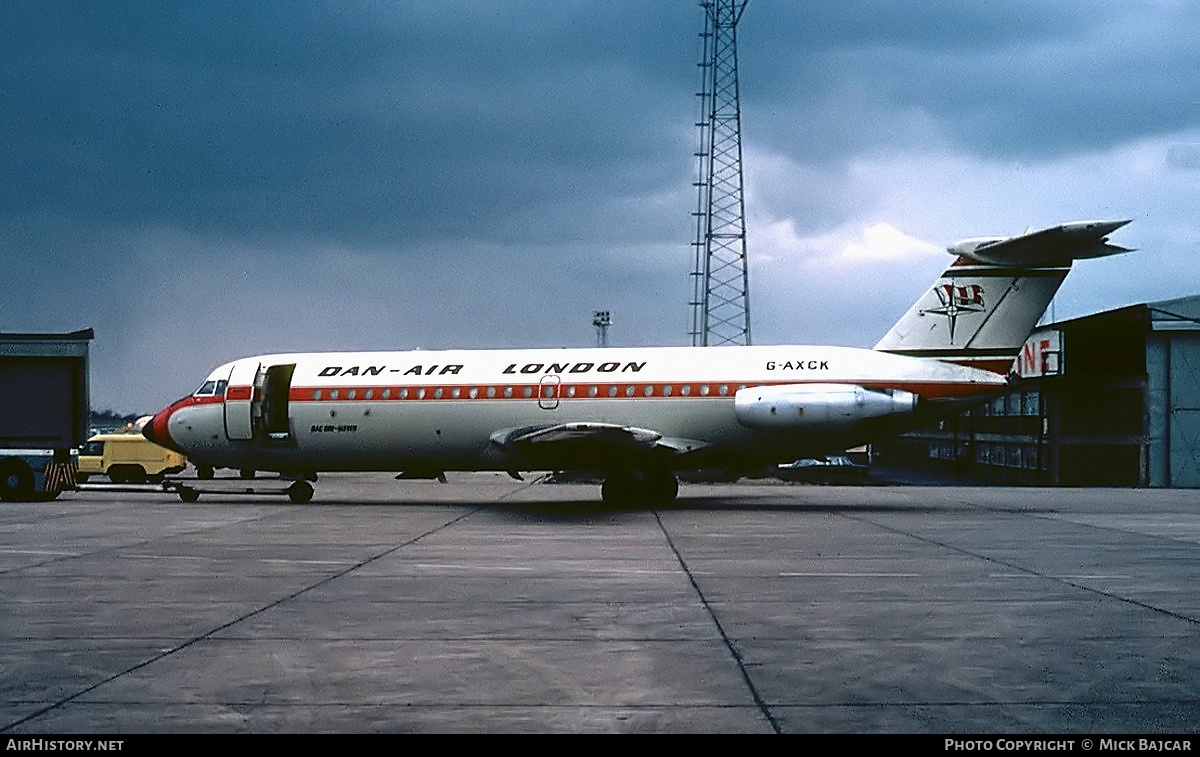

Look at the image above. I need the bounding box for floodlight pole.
[593,310,612,348]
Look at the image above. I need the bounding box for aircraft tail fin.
[873,220,1132,373]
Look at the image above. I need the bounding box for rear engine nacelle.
[734,383,917,429]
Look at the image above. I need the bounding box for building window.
[1022,391,1041,416]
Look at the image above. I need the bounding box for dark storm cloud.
[741,0,1200,162]
[1,1,698,249]
[9,1,1192,253]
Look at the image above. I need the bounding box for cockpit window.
[195,380,218,396]
[214,379,228,396]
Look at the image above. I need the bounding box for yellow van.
[78,434,187,484]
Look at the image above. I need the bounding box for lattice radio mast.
[689,0,751,346]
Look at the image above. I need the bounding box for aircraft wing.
[489,422,710,467]
[961,219,1132,266]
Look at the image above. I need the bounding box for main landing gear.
[600,471,679,506]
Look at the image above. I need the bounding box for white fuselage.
[142,219,1130,501]
[147,344,1007,476]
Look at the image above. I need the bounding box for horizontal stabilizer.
[949,219,1132,267]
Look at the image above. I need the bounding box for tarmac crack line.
[653,510,782,734]
[0,508,479,733]
[840,511,1200,629]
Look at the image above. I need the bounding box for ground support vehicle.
[78,433,187,483]
[0,330,93,502]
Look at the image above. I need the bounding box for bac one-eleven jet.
[144,220,1131,504]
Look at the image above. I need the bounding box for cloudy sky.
[2,1,1197,413]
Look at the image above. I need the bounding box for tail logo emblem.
[922,282,986,343]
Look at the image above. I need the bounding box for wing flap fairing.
[489,422,710,468]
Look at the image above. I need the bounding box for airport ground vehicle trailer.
[0,329,93,501]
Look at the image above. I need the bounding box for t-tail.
[874,219,1132,373]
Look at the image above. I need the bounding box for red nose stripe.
[143,407,183,453]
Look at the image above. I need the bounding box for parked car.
[775,455,869,483]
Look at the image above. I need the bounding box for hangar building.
[877,296,1200,487]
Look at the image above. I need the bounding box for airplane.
[143,219,1132,504]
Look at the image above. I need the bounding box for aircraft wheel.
[239,468,255,479]
[601,472,639,506]
[0,460,36,502]
[76,473,90,483]
[286,481,314,504]
[196,464,215,480]
[641,471,679,505]
[178,487,200,503]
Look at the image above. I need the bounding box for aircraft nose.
[142,408,182,453]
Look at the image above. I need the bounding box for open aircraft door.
[223,361,261,440]
[261,363,296,440]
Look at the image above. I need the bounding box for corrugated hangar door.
[1169,333,1200,487]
